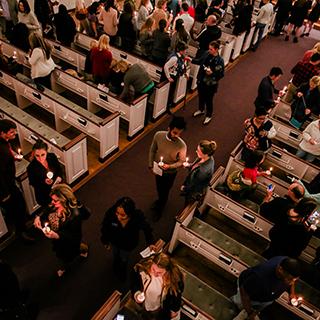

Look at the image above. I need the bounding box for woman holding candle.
[33,184,90,277]
[27,140,63,208]
[181,140,216,205]
[132,252,184,320]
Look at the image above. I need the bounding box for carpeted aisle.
[0,33,319,320]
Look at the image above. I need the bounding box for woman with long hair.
[139,17,155,56]
[34,184,90,277]
[90,34,113,85]
[137,0,153,30]
[170,19,190,51]
[27,140,63,208]
[181,140,216,205]
[17,0,41,33]
[28,32,56,91]
[132,252,184,320]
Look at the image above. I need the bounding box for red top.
[178,7,195,18]
[242,167,259,184]
[90,47,113,79]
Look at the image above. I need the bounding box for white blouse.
[29,48,56,79]
[144,274,163,311]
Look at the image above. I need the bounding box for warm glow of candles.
[136,291,145,303]
[47,171,53,179]
[183,157,190,167]
[158,156,164,166]
[43,222,51,233]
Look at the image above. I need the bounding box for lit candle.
[266,167,273,176]
[16,148,23,160]
[47,171,54,179]
[183,157,190,167]
[158,156,164,166]
[291,297,303,307]
[43,222,51,233]
[135,291,145,303]
[13,50,17,59]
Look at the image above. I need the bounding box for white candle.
[43,222,51,233]
[183,157,190,167]
[13,50,17,59]
[136,291,145,303]
[158,156,164,166]
[291,297,303,307]
[266,167,273,176]
[47,171,54,179]
[16,148,23,160]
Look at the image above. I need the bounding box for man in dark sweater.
[0,119,33,241]
[254,67,283,110]
[232,257,301,320]
[194,15,222,58]
[120,63,154,103]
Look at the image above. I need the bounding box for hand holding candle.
[15,148,23,160]
[43,222,51,233]
[158,156,164,167]
[135,291,145,303]
[47,171,54,179]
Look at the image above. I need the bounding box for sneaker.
[193,110,205,117]
[203,117,212,125]
[293,36,298,43]
[284,35,289,41]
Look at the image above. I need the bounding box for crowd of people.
[0,0,320,319]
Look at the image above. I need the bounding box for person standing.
[101,197,154,280]
[17,0,41,33]
[0,0,18,39]
[27,140,63,208]
[250,0,273,51]
[98,0,118,44]
[181,140,216,205]
[271,0,292,36]
[254,67,283,110]
[148,116,187,219]
[193,41,224,125]
[231,256,301,320]
[0,119,33,241]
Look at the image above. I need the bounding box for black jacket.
[197,25,222,53]
[27,152,63,206]
[254,76,278,109]
[101,208,153,251]
[54,12,77,47]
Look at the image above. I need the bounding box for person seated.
[290,76,320,129]
[226,150,268,199]
[263,198,317,259]
[120,63,154,102]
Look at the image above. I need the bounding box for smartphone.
[116,315,124,320]
[267,184,273,191]
[307,210,320,225]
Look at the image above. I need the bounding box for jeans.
[296,149,316,162]
[252,23,266,50]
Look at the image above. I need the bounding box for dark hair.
[181,2,189,11]
[310,53,320,63]
[280,258,301,278]
[123,1,134,14]
[88,2,100,14]
[295,198,317,219]
[269,67,283,77]
[0,119,16,134]
[169,116,186,130]
[244,150,264,168]
[18,0,31,13]
[255,107,268,117]
[105,0,115,11]
[176,41,188,52]
[114,197,136,218]
[58,4,68,14]
[159,19,167,32]
[209,40,220,50]
[290,185,305,200]
[32,139,48,151]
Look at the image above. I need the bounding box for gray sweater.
[148,131,187,173]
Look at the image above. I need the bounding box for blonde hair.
[312,42,320,54]
[310,75,320,86]
[199,140,217,156]
[157,0,166,9]
[98,34,110,51]
[50,184,78,221]
[134,252,184,296]
[90,40,98,49]
[140,17,154,32]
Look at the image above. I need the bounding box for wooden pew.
[73,33,172,120]
[0,95,88,184]
[169,204,320,320]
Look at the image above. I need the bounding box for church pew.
[168,204,320,320]
[0,95,88,185]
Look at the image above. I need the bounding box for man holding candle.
[0,119,34,241]
[148,116,187,220]
[231,256,301,320]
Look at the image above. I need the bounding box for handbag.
[203,74,217,86]
[227,170,252,192]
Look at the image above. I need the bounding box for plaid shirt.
[291,61,320,87]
